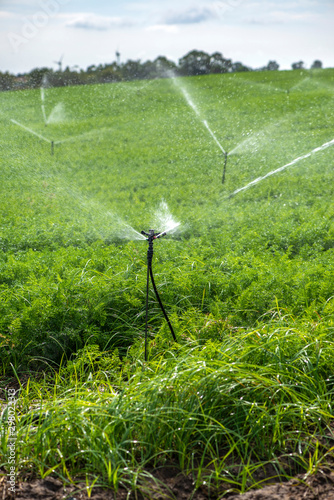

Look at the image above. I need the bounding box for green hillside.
[1,68,334,496]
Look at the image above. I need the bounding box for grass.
[1,68,334,495]
[5,316,334,495]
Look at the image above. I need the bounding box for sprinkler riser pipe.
[142,227,176,360]
[222,151,228,184]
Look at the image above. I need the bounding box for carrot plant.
[0,68,334,495]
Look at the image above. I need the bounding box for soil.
[2,467,334,500]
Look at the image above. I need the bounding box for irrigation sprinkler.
[222,151,228,184]
[141,229,176,361]
[10,119,56,156]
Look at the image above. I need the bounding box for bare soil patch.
[2,466,334,499]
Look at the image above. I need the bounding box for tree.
[121,60,146,80]
[152,56,178,78]
[311,60,323,69]
[231,62,250,73]
[99,63,123,83]
[0,72,15,91]
[0,48,258,92]
[209,52,232,74]
[292,61,304,70]
[28,67,51,88]
[178,50,211,76]
[266,60,279,71]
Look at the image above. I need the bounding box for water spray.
[169,75,228,181]
[40,87,47,126]
[141,229,176,361]
[10,119,55,155]
[228,137,334,197]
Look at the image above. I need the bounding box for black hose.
[222,151,227,184]
[143,229,176,361]
[149,264,176,342]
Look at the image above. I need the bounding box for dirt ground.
[2,466,334,500]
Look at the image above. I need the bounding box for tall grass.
[2,313,334,495]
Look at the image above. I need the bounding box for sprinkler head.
[156,231,167,239]
[141,229,157,239]
[141,229,168,241]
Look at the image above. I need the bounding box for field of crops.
[1,68,334,498]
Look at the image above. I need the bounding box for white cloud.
[65,13,131,30]
[0,11,13,19]
[161,6,219,25]
[244,9,321,24]
[1,0,333,73]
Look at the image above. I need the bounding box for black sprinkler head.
[141,229,164,240]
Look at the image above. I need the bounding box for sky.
[0,0,333,74]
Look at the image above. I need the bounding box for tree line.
[0,50,324,92]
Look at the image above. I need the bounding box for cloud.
[0,11,14,19]
[244,10,321,25]
[65,13,130,31]
[161,6,218,25]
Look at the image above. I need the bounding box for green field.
[1,68,334,496]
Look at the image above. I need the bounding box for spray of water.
[152,200,181,234]
[203,120,226,155]
[289,77,310,92]
[46,102,66,125]
[55,127,114,145]
[228,131,260,156]
[40,74,67,126]
[290,77,334,94]
[40,87,47,124]
[56,188,147,242]
[226,77,284,94]
[169,72,226,155]
[308,79,334,93]
[229,115,291,156]
[172,78,200,116]
[65,191,179,243]
[11,119,51,143]
[115,218,147,240]
[229,137,334,197]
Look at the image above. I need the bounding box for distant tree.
[292,61,305,70]
[0,48,259,92]
[44,67,84,87]
[0,71,15,91]
[139,60,158,79]
[28,67,51,88]
[231,62,250,73]
[209,52,232,74]
[121,59,146,80]
[86,64,97,74]
[178,50,211,76]
[266,60,279,71]
[153,56,178,77]
[98,63,123,83]
[311,60,323,69]
[61,67,82,86]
